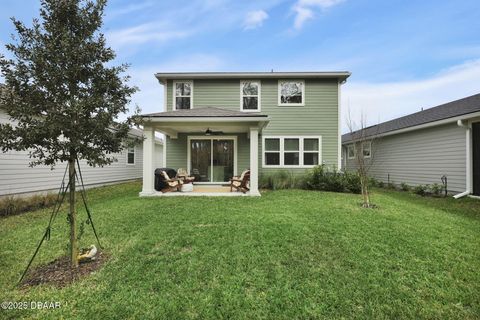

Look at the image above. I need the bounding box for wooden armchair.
[230,169,250,193]
[160,170,183,193]
[176,168,195,184]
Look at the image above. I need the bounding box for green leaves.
[0,0,139,167]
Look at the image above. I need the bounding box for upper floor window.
[240,81,260,111]
[278,80,305,106]
[127,146,135,165]
[173,81,192,110]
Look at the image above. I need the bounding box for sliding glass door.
[189,137,235,183]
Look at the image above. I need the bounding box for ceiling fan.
[205,128,223,135]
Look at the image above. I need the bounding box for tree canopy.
[0,0,139,167]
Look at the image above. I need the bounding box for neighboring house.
[0,109,163,196]
[140,71,350,196]
[342,94,480,197]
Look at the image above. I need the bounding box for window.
[284,138,299,165]
[362,141,371,158]
[127,146,135,164]
[240,81,260,111]
[278,80,305,106]
[264,138,280,165]
[173,81,192,110]
[303,138,319,165]
[347,144,355,159]
[263,136,321,167]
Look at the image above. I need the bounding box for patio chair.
[160,170,183,193]
[229,169,250,193]
[177,168,195,184]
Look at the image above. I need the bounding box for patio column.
[140,125,155,196]
[249,126,260,196]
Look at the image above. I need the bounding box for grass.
[0,181,479,319]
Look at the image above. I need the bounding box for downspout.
[453,119,472,199]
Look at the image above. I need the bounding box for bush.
[377,181,385,188]
[305,165,361,194]
[400,183,410,191]
[413,184,428,196]
[369,177,379,187]
[344,172,362,194]
[387,181,397,190]
[430,183,442,196]
[0,193,58,217]
[259,171,303,190]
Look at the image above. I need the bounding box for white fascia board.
[155,72,351,84]
[144,116,270,123]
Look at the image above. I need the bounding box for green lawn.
[1,181,479,319]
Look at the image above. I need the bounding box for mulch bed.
[21,251,108,288]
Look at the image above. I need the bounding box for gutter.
[453,119,472,199]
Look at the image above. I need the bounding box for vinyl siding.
[165,78,339,175]
[343,123,467,193]
[0,110,163,196]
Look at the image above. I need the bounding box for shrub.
[400,183,410,191]
[369,177,379,187]
[387,181,397,190]
[377,181,385,188]
[305,165,361,194]
[413,184,428,196]
[344,172,362,194]
[0,193,59,217]
[259,171,303,190]
[430,183,442,196]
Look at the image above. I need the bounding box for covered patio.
[139,107,269,196]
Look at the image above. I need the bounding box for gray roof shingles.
[142,107,268,118]
[342,93,480,143]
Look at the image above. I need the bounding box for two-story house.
[140,71,350,196]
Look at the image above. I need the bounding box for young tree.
[346,110,378,208]
[0,0,138,267]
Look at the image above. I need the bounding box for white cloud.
[342,59,480,133]
[293,0,344,29]
[243,10,269,30]
[106,22,191,49]
[106,1,155,20]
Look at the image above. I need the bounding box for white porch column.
[249,126,260,196]
[140,125,156,196]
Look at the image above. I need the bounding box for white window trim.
[262,135,322,168]
[347,144,355,159]
[240,80,261,112]
[278,80,305,107]
[172,80,193,111]
[362,141,371,159]
[126,145,135,165]
[187,135,238,184]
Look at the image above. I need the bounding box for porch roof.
[141,107,269,137]
[142,107,268,119]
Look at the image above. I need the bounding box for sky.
[1,0,479,132]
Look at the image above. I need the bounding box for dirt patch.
[21,251,108,288]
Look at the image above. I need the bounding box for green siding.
[165,78,339,175]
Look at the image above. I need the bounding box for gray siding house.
[0,109,163,196]
[342,94,480,197]
[140,71,350,196]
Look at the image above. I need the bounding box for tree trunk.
[69,158,78,268]
[362,176,370,208]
